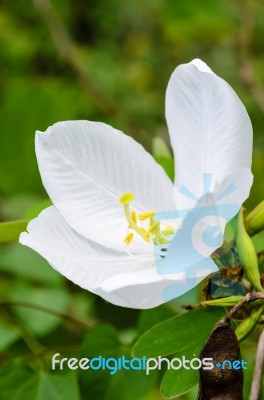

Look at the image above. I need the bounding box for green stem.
[226,292,264,320]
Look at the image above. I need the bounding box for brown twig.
[0,300,91,330]
[226,292,264,320]
[250,328,264,400]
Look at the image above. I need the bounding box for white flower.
[19,59,253,309]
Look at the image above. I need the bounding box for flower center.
[119,192,175,245]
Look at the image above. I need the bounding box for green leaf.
[160,343,201,399]
[10,283,69,336]
[0,220,29,243]
[0,243,62,285]
[105,368,157,400]
[0,362,80,400]
[81,324,121,359]
[0,362,33,400]
[132,308,225,358]
[0,324,20,351]
[133,309,225,399]
[161,311,239,399]
[80,324,157,400]
[19,373,80,400]
[138,305,175,335]
[79,323,124,397]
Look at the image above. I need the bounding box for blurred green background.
[0,0,263,399]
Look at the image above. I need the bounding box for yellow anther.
[119,192,135,205]
[138,211,156,221]
[124,232,134,245]
[163,226,174,236]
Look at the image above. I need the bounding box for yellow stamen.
[123,203,150,242]
[128,212,137,228]
[138,211,156,221]
[124,232,134,245]
[119,192,174,247]
[149,218,160,233]
[145,230,151,240]
[119,192,135,205]
[149,218,170,245]
[131,211,137,224]
[163,226,174,236]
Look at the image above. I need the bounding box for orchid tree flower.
[19,59,253,309]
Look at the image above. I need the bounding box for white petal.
[166,59,253,202]
[35,121,175,253]
[97,266,212,309]
[169,168,253,265]
[213,168,253,207]
[188,59,213,73]
[173,168,253,211]
[19,207,153,301]
[19,207,212,309]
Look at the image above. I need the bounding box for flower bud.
[245,200,264,236]
[235,305,264,342]
[236,209,263,292]
[202,296,244,307]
